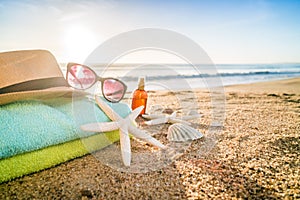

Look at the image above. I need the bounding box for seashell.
[145,117,168,125]
[167,123,203,142]
[181,110,202,121]
[142,113,165,119]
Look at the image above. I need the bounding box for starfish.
[142,110,201,126]
[81,95,166,167]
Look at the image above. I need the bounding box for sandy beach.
[0,77,299,199]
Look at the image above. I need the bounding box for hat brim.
[0,87,88,105]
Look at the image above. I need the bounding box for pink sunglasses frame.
[66,62,127,103]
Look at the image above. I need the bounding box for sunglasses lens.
[67,65,96,89]
[103,79,126,102]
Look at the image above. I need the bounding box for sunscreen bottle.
[131,77,148,115]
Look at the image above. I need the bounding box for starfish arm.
[181,112,202,121]
[145,117,168,125]
[142,114,166,119]
[119,123,131,166]
[170,111,177,118]
[95,95,121,121]
[128,125,166,149]
[187,110,201,116]
[129,106,144,121]
[80,121,120,132]
[168,118,191,125]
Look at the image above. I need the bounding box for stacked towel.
[0,97,131,183]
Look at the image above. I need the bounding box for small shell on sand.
[167,123,203,142]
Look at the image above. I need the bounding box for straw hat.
[0,49,85,105]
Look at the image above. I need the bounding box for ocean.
[60,63,300,92]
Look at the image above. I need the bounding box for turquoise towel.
[0,97,130,159]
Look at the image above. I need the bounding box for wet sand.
[1,78,299,199]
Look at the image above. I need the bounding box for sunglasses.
[66,63,127,103]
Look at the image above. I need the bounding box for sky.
[0,0,300,64]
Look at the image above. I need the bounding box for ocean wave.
[120,71,300,81]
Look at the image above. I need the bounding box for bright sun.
[63,25,98,62]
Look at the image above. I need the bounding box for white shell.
[181,110,202,120]
[167,123,203,142]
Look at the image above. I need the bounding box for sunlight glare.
[63,25,98,62]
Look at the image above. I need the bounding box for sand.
[1,78,299,199]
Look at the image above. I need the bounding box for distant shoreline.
[60,62,300,92]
